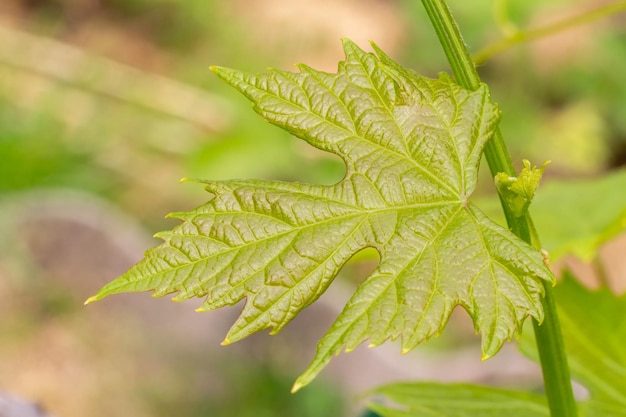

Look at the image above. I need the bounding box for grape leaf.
[87,40,554,390]
[520,273,626,416]
[368,382,549,417]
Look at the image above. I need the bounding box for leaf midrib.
[101,199,462,298]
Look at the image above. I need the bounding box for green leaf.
[87,40,553,389]
[495,159,549,218]
[368,382,549,417]
[520,273,626,416]
[579,401,626,417]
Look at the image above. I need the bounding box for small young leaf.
[87,40,554,389]
[368,382,549,417]
[495,160,549,218]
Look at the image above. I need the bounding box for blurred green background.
[0,0,624,416]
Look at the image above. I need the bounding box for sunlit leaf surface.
[88,40,553,389]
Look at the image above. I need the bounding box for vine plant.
[87,1,626,416]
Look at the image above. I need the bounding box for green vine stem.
[420,1,578,416]
[474,0,626,64]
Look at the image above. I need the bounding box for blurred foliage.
[1,0,625,416]
[140,361,345,417]
[0,97,101,192]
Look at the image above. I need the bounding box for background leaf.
[368,382,549,417]
[88,40,554,389]
[520,273,626,416]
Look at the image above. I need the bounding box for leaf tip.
[163,211,189,222]
[221,338,231,346]
[180,177,207,185]
[291,381,304,393]
[340,37,360,52]
[480,338,507,361]
[84,295,99,305]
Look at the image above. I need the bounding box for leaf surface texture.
[88,40,553,389]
